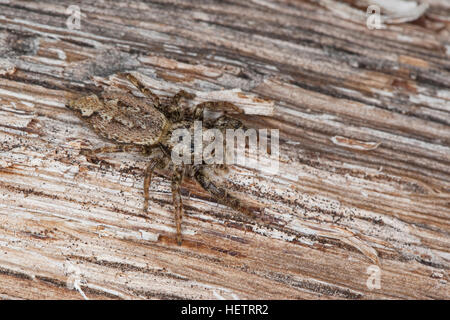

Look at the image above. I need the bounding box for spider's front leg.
[193,101,243,120]
[194,168,255,219]
[171,165,185,245]
[206,115,246,165]
[212,115,245,131]
[122,73,161,107]
[166,90,196,121]
[170,89,196,106]
[122,73,195,121]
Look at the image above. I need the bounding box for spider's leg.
[171,90,195,105]
[122,73,161,107]
[143,157,166,212]
[80,145,143,162]
[171,165,185,245]
[193,101,243,120]
[194,168,254,218]
[166,90,196,121]
[212,115,272,155]
[208,115,248,166]
[122,73,194,121]
[213,115,245,131]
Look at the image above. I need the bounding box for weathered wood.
[0,0,449,299]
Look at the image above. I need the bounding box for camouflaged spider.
[67,73,253,245]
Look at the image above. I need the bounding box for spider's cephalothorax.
[67,73,252,245]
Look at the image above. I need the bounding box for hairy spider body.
[67,73,250,245]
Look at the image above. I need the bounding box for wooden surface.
[0,0,449,299]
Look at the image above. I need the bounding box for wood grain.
[0,0,449,299]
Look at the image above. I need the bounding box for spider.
[67,73,255,245]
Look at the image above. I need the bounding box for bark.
[0,0,449,299]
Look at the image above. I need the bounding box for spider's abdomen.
[68,92,170,146]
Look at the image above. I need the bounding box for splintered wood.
[0,0,449,299]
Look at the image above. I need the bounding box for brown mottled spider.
[67,73,254,245]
